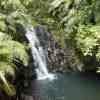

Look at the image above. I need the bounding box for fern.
[0,32,29,65]
[0,62,16,96]
[0,40,29,66]
[0,32,29,95]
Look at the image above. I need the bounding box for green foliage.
[0,32,28,95]
[0,62,16,96]
[25,0,100,71]
[0,0,100,95]
[75,25,100,56]
[0,32,29,66]
[0,0,32,96]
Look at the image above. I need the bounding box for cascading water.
[25,25,55,80]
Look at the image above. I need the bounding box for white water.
[25,26,55,80]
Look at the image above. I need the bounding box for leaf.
[0,71,16,96]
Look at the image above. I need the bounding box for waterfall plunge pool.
[21,72,100,100]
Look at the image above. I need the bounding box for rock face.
[34,25,67,72]
[47,36,84,72]
[16,24,95,74]
[15,24,98,73]
[63,46,84,72]
[0,90,16,100]
[34,25,84,73]
[47,33,67,72]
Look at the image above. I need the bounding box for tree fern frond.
[0,32,28,96]
[0,66,16,96]
[0,32,29,66]
[0,62,16,77]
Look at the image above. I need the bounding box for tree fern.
[0,32,29,95]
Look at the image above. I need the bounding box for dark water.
[22,72,100,100]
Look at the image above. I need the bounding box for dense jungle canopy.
[0,0,100,96]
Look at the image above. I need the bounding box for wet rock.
[0,91,15,100]
[20,94,33,100]
[34,25,83,72]
[25,25,84,73]
[46,31,67,72]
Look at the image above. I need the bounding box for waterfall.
[25,25,55,80]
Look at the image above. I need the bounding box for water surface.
[23,72,100,100]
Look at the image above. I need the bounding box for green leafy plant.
[0,32,29,96]
[28,0,100,71]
